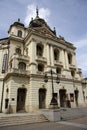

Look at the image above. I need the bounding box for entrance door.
[17,88,26,112]
[39,89,46,109]
[59,89,66,107]
[74,90,79,106]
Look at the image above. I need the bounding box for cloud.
[24,4,50,26]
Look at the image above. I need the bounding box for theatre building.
[0,9,87,113]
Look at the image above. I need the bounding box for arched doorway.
[17,88,26,112]
[74,89,79,107]
[59,89,67,107]
[39,88,46,109]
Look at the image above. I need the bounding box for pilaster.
[30,38,36,63]
[50,46,54,66]
[29,38,36,74]
[61,49,65,68]
[64,50,69,69]
[47,44,50,66]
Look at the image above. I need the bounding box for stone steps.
[0,107,87,126]
[60,107,87,120]
[0,113,48,127]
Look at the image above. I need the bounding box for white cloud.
[39,8,50,21]
[24,4,50,26]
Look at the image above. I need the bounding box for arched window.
[38,63,44,72]
[36,43,43,57]
[18,62,26,70]
[54,49,59,61]
[17,30,22,38]
[68,53,72,64]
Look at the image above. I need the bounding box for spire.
[18,18,20,22]
[53,27,56,36]
[36,6,39,18]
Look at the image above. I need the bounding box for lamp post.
[44,69,60,108]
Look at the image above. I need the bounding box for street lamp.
[44,69,60,108]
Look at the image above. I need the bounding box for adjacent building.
[0,9,87,113]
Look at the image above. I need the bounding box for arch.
[36,43,44,57]
[39,88,46,109]
[18,62,26,70]
[17,88,27,112]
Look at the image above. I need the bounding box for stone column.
[50,46,54,66]
[73,53,77,67]
[61,49,65,68]
[29,38,36,74]
[47,44,50,66]
[64,50,69,69]
[30,38,35,63]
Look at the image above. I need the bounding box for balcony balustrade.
[54,60,63,66]
[36,56,47,63]
[5,68,30,78]
[10,54,29,62]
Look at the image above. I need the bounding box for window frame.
[17,30,22,38]
[54,49,60,61]
[18,62,26,70]
[38,63,44,72]
[36,43,44,57]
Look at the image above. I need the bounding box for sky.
[0,0,87,77]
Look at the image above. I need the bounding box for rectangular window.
[2,54,8,73]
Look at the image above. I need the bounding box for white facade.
[0,11,87,113]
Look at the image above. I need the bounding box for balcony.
[54,60,63,66]
[10,54,29,62]
[36,56,47,63]
[69,64,76,69]
[4,68,30,79]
